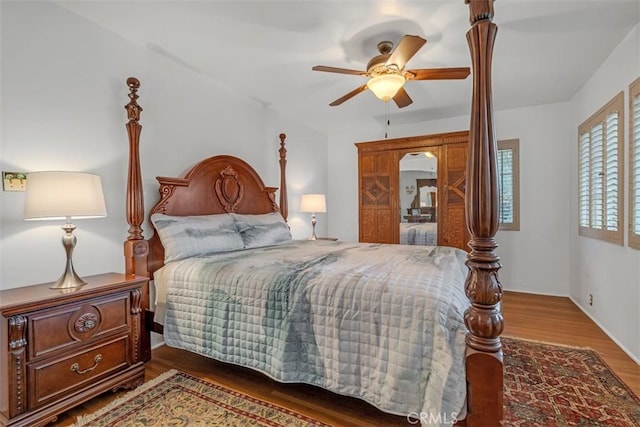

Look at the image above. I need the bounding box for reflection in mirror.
[399,151,438,246]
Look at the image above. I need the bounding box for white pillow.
[230,212,291,249]
[151,213,244,262]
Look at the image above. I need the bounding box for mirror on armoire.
[399,150,438,246]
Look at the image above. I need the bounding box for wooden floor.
[56,291,639,426]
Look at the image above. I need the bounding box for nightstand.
[0,273,147,426]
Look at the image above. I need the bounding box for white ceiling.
[55,0,639,134]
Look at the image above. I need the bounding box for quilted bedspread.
[400,222,438,246]
[155,240,470,423]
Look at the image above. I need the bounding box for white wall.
[570,24,639,362]
[328,102,573,296]
[0,1,327,289]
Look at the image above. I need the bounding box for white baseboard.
[504,288,568,298]
[567,296,640,365]
[150,331,165,350]
[151,341,165,350]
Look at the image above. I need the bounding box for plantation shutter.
[577,92,623,244]
[604,113,619,231]
[630,78,640,249]
[497,139,519,231]
[590,123,604,229]
[498,149,513,223]
[578,133,590,227]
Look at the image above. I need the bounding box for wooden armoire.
[356,130,471,251]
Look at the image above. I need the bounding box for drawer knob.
[74,313,98,333]
[70,354,102,374]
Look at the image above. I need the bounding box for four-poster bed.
[123,1,503,425]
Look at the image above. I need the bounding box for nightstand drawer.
[29,334,131,409]
[29,292,130,359]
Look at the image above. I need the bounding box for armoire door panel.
[440,142,470,251]
[360,152,393,175]
[360,209,394,243]
[360,155,377,175]
[441,204,468,249]
[361,176,391,206]
[360,210,376,242]
[376,210,393,243]
[358,150,396,243]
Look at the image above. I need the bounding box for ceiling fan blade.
[392,87,413,108]
[329,84,368,106]
[386,35,426,70]
[407,67,471,80]
[312,65,367,76]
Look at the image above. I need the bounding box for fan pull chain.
[385,101,390,139]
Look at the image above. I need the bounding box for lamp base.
[309,213,317,240]
[50,268,87,290]
[49,222,87,290]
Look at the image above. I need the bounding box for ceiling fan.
[312,35,470,108]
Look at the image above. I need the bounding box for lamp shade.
[24,172,107,220]
[367,74,406,101]
[300,194,326,213]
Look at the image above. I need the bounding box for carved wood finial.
[279,133,288,221]
[125,77,142,123]
[465,0,494,24]
[127,76,140,88]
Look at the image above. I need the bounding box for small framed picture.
[2,171,27,192]
[411,208,420,216]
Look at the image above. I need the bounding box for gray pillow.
[230,212,291,249]
[151,213,244,262]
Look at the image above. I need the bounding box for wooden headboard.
[145,153,286,274]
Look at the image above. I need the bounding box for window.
[630,78,640,249]
[497,139,520,231]
[578,92,624,244]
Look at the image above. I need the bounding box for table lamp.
[300,194,326,240]
[24,171,107,289]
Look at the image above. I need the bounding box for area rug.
[72,369,330,427]
[73,338,639,426]
[502,337,640,426]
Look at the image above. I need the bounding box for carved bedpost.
[279,133,288,221]
[463,1,504,425]
[124,77,149,278]
[124,77,151,362]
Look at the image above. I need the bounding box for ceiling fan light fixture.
[367,74,405,101]
[313,35,468,107]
